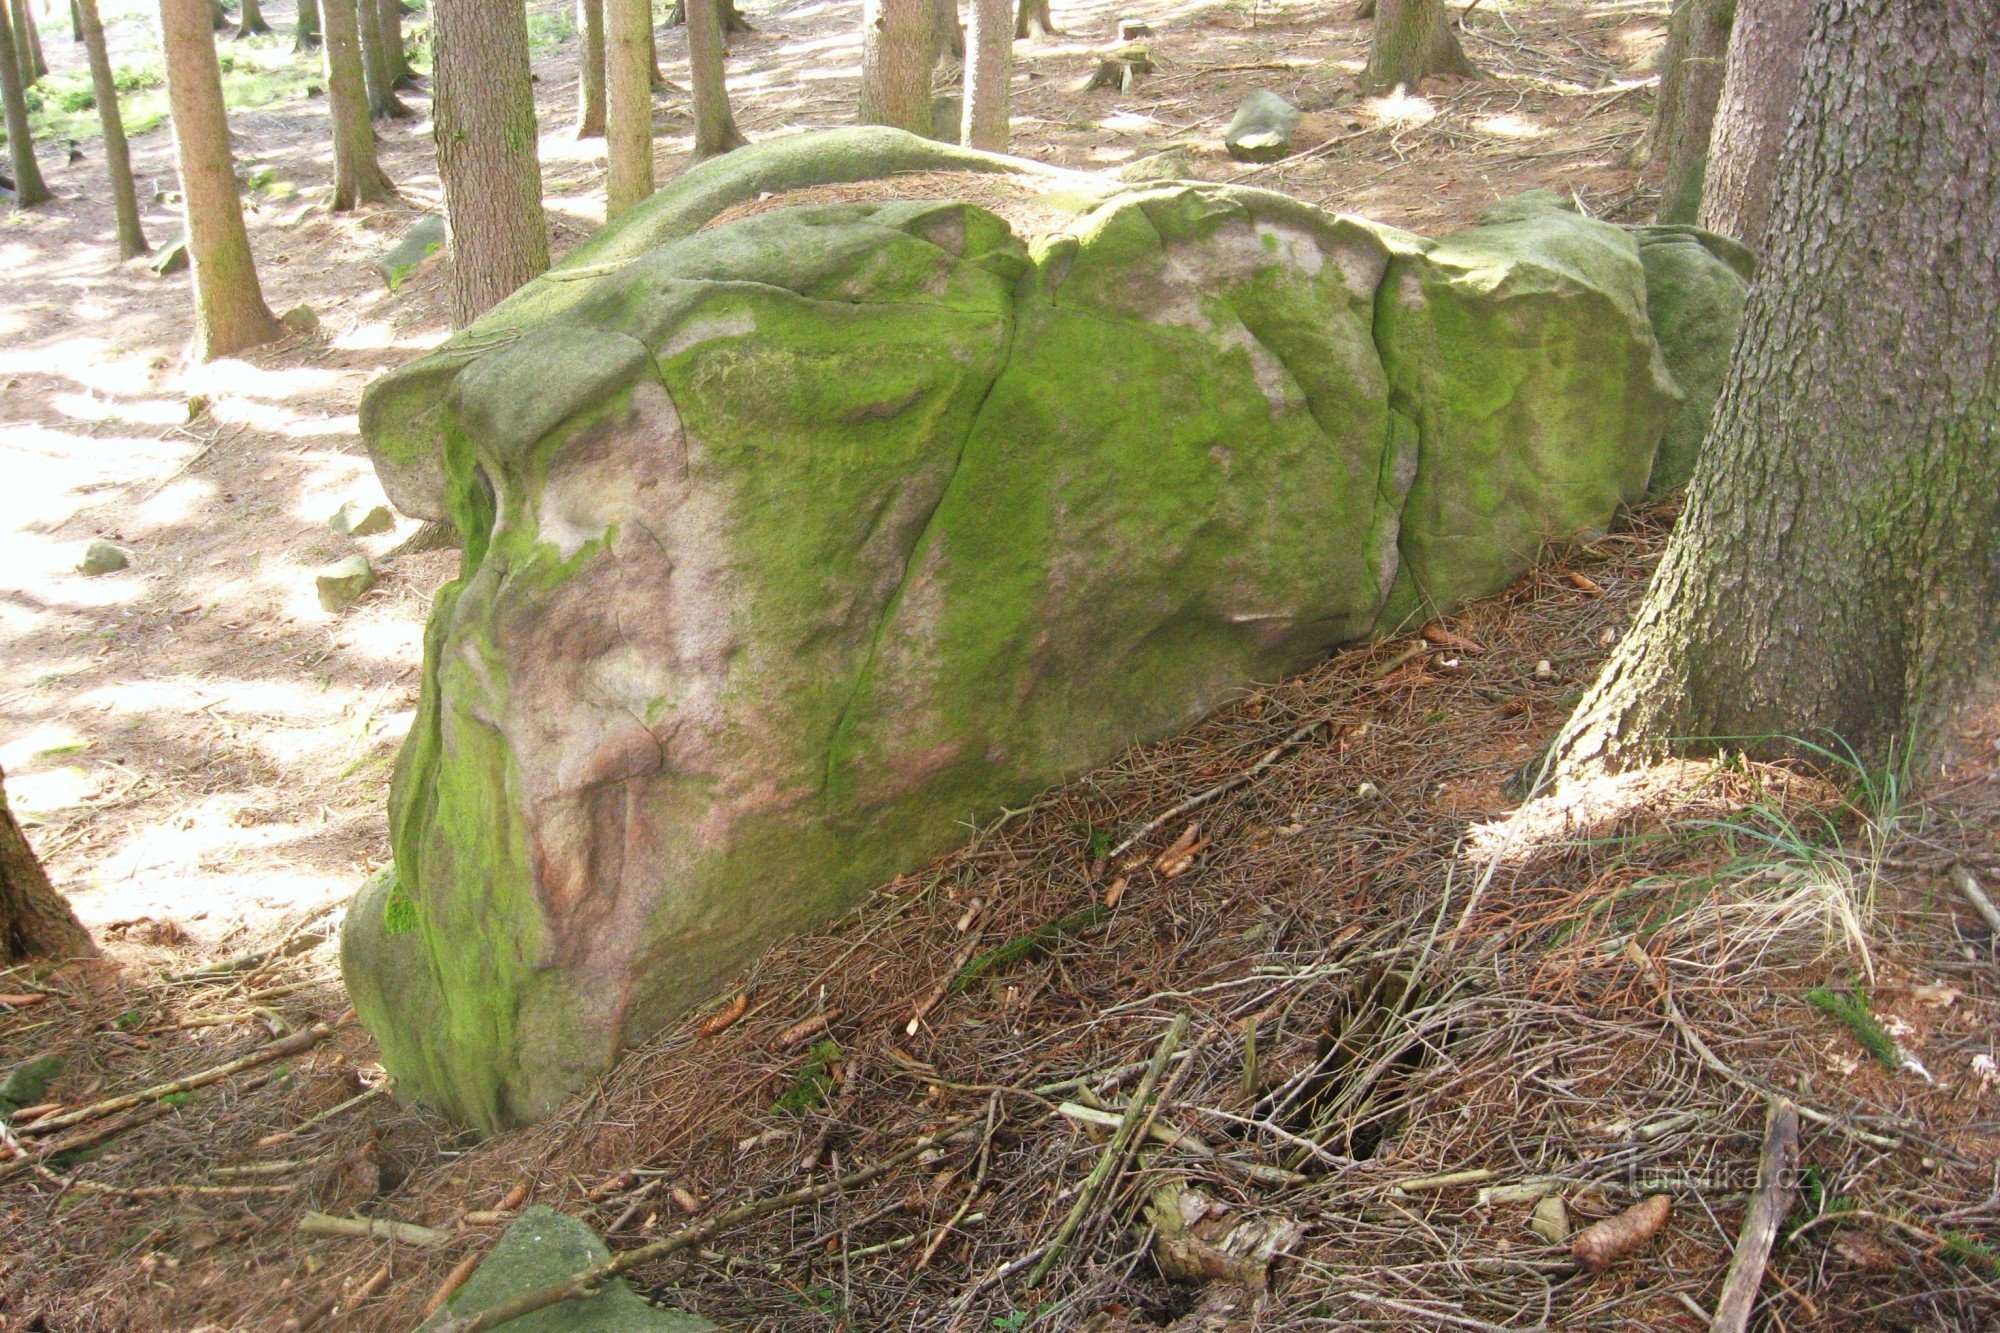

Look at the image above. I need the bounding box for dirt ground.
[5,0,1998,1328]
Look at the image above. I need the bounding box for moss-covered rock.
[1633,225,1753,494]
[347,129,1746,1130]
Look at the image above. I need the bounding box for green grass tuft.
[1805,985,1900,1070]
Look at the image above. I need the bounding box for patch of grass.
[1806,985,1900,1070]
[773,1039,841,1115]
[159,1090,201,1108]
[15,37,317,148]
[526,6,576,49]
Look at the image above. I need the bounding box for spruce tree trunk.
[1012,0,1053,39]
[685,0,743,161]
[71,0,82,43]
[1360,0,1476,93]
[430,0,547,325]
[960,0,1008,150]
[1697,0,1809,249]
[666,0,750,33]
[575,0,605,137]
[210,0,228,28]
[323,0,395,208]
[13,0,44,80]
[77,0,147,256]
[0,0,50,206]
[158,0,285,358]
[604,0,652,215]
[1650,0,1732,223]
[859,0,934,134]
[379,0,413,87]
[1,766,97,965]
[1554,0,2000,780]
[293,0,319,50]
[234,0,269,37]
[356,0,408,117]
[933,0,962,59]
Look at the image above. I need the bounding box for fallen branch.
[297,1211,451,1247]
[1105,723,1325,864]
[18,1023,330,1139]
[1951,864,2000,940]
[1711,1098,1800,1333]
[953,907,1107,992]
[1055,1101,1306,1187]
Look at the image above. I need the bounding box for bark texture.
[293,0,319,50]
[1698,0,1811,248]
[1651,0,1732,223]
[430,0,548,325]
[575,0,605,138]
[960,0,1009,149]
[77,0,147,255]
[859,0,935,134]
[1,765,97,965]
[685,0,745,162]
[1013,0,1053,39]
[323,0,396,208]
[1361,0,1477,93]
[604,0,653,214]
[12,0,44,80]
[356,0,408,117]
[378,0,412,86]
[158,0,285,358]
[933,0,963,59]
[0,0,50,207]
[1555,0,2000,778]
[234,0,269,36]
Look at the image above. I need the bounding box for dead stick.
[430,1113,983,1332]
[1711,1098,1800,1333]
[298,1211,451,1247]
[1106,724,1324,864]
[1951,864,2000,939]
[18,1023,330,1138]
[1025,1014,1188,1286]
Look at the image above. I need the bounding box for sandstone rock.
[280,304,321,336]
[1634,225,1754,494]
[329,500,395,537]
[1224,90,1301,162]
[378,214,448,291]
[314,555,375,612]
[1118,145,1195,182]
[344,129,1744,1130]
[77,539,131,575]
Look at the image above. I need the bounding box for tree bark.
[293,0,319,50]
[12,0,44,81]
[210,0,228,28]
[933,0,962,59]
[234,0,270,36]
[575,0,605,137]
[960,0,1008,149]
[666,0,751,33]
[430,0,548,325]
[72,0,83,44]
[158,0,286,358]
[604,0,652,215]
[379,0,414,87]
[1697,0,1810,249]
[356,0,409,117]
[323,0,395,208]
[1012,0,1053,39]
[0,0,50,206]
[1,772,98,967]
[859,0,934,134]
[77,0,147,255]
[685,0,743,161]
[1554,0,2000,781]
[1650,0,1732,223]
[1360,0,1476,93]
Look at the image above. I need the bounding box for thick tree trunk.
[234,0,270,37]
[379,0,414,87]
[604,0,652,215]
[1555,0,2000,780]
[685,0,744,161]
[1012,0,1053,39]
[667,0,751,33]
[356,0,409,117]
[1360,0,1476,93]
[323,0,395,208]
[1,766,97,965]
[933,0,962,59]
[1650,0,1732,223]
[859,0,934,134]
[158,0,285,358]
[210,0,228,28]
[1697,0,1809,249]
[960,0,1008,149]
[77,0,147,255]
[430,0,548,325]
[293,0,319,50]
[0,0,50,206]
[575,0,605,137]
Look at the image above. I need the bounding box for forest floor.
[3,0,1999,1328]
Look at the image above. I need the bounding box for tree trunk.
[0,0,50,206]
[293,0,319,50]
[575,0,605,137]
[1554,0,2000,781]
[1360,0,1476,93]
[13,0,45,80]
[234,0,270,36]
[859,0,934,134]
[685,0,743,161]
[72,0,83,43]
[1012,0,1053,39]
[379,0,414,87]
[1650,0,1732,223]
[604,0,652,215]
[158,0,286,358]
[357,0,409,117]
[430,0,548,325]
[666,0,751,33]
[1697,0,1810,249]
[1,766,97,965]
[323,0,395,208]
[77,0,147,255]
[211,0,228,28]
[933,0,962,59]
[960,0,1007,149]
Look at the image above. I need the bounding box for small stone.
[78,539,131,575]
[148,229,189,276]
[377,214,448,291]
[1119,145,1196,183]
[280,304,320,336]
[1534,659,1553,679]
[315,555,376,612]
[1529,1194,1569,1244]
[1225,90,1302,163]
[1117,16,1153,40]
[329,501,395,538]
[1355,781,1380,801]
[184,393,210,422]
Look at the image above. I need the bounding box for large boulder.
[346,129,1747,1130]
